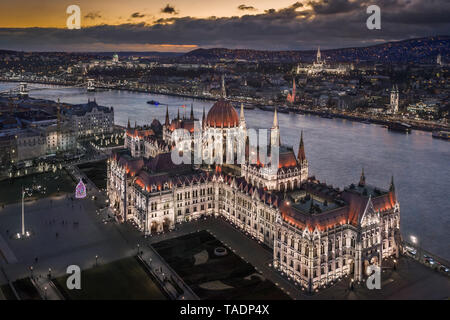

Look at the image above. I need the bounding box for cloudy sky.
[0,0,449,52]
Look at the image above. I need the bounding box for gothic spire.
[165,105,170,126]
[389,175,395,192]
[177,108,180,121]
[127,118,131,129]
[190,103,194,120]
[240,103,246,123]
[221,74,226,99]
[359,168,366,187]
[297,130,306,162]
[272,107,279,128]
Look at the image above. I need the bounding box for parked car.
[424,256,435,265]
[438,265,449,273]
[405,246,416,256]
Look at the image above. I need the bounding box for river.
[1,82,449,260]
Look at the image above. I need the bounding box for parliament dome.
[206,99,239,128]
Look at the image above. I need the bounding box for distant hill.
[89,51,183,58]
[182,36,450,63]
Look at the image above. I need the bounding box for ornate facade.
[296,47,350,76]
[107,97,401,293]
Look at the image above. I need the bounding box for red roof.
[280,189,397,232]
[206,99,239,128]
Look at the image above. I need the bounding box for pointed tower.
[292,77,296,102]
[359,168,366,187]
[221,74,227,99]
[239,103,246,128]
[271,108,280,147]
[316,46,321,63]
[127,118,131,129]
[164,106,170,126]
[177,108,180,121]
[297,130,306,164]
[190,103,194,120]
[389,175,395,192]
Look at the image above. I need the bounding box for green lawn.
[0,169,76,206]
[152,230,291,300]
[12,278,41,300]
[54,257,167,300]
[0,284,18,300]
[77,160,107,190]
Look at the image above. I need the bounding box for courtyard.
[152,230,290,300]
[54,256,167,300]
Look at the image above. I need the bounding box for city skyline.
[0,0,448,304]
[0,0,449,51]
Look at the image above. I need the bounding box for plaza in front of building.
[0,187,448,300]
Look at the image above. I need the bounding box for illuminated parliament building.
[107,92,401,292]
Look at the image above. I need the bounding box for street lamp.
[95,255,98,266]
[44,286,47,300]
[137,244,140,256]
[48,268,52,279]
[410,235,420,261]
[29,266,33,279]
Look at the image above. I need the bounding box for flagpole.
[21,186,25,236]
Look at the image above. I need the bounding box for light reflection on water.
[1,82,449,260]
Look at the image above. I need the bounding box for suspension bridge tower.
[87,79,96,92]
[19,82,29,97]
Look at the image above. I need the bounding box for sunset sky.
[0,0,296,28]
[0,0,448,52]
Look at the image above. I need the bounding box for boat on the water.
[432,130,450,140]
[278,107,289,114]
[320,113,333,119]
[258,105,274,111]
[234,104,256,110]
[147,100,160,105]
[388,122,412,133]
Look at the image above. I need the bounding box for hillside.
[182,36,450,63]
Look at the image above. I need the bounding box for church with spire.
[107,74,401,293]
[295,47,350,76]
